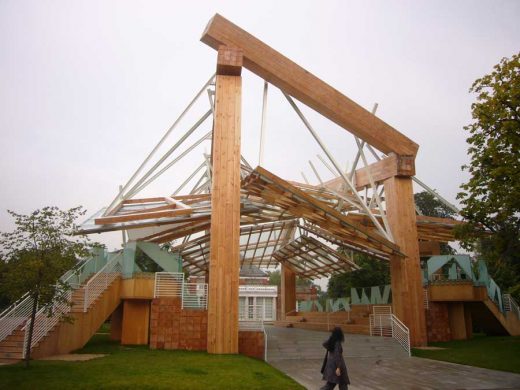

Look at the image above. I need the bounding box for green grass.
[0,334,304,389]
[412,334,520,373]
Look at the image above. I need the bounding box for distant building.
[239,265,277,322]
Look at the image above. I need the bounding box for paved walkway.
[265,326,520,390]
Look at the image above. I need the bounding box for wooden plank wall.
[384,176,427,346]
[207,46,242,354]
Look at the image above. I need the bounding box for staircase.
[470,295,520,336]
[0,250,122,364]
[0,327,25,363]
[274,306,371,335]
[266,326,408,362]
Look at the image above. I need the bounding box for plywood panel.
[201,14,418,157]
[207,50,242,354]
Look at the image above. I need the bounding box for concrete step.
[265,326,409,362]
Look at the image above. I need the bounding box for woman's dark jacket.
[322,340,350,384]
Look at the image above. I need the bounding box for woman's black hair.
[324,326,344,351]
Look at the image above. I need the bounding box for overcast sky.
[1,0,519,253]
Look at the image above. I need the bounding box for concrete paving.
[265,326,520,390]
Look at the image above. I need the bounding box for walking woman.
[320,326,350,390]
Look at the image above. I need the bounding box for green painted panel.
[136,241,182,273]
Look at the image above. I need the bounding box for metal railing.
[20,252,121,356]
[239,285,278,296]
[83,253,123,312]
[503,294,520,320]
[423,289,429,310]
[0,293,33,343]
[22,288,73,356]
[154,272,208,310]
[183,283,208,309]
[239,304,265,331]
[0,253,105,344]
[154,272,184,298]
[21,263,89,357]
[369,313,410,357]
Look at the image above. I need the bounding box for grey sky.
[1,0,519,253]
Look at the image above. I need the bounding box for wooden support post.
[110,303,123,341]
[448,303,468,340]
[384,174,427,346]
[207,46,242,354]
[281,263,296,319]
[121,300,150,345]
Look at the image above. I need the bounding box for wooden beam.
[324,154,415,191]
[281,263,296,318]
[384,176,427,347]
[94,207,192,225]
[201,14,418,157]
[207,47,242,354]
[217,45,243,76]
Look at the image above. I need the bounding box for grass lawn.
[0,334,304,389]
[412,334,520,374]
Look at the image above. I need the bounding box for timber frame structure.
[76,14,466,351]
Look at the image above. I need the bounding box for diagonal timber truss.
[78,63,462,280]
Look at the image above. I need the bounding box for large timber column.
[384,159,427,346]
[207,46,243,354]
[281,263,296,319]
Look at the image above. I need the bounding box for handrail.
[0,255,100,344]
[22,288,73,356]
[503,294,520,319]
[182,283,208,310]
[369,313,410,356]
[0,293,34,343]
[0,292,30,320]
[154,272,208,310]
[239,304,265,331]
[83,252,123,312]
[21,262,99,356]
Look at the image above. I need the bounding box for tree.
[456,52,520,299]
[414,191,456,255]
[327,252,390,298]
[414,191,455,219]
[268,269,281,287]
[0,207,91,366]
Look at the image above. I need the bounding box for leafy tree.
[0,258,9,311]
[0,207,91,366]
[134,246,163,273]
[456,52,520,299]
[267,269,320,292]
[414,191,456,219]
[327,252,389,298]
[268,269,281,287]
[414,190,456,255]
